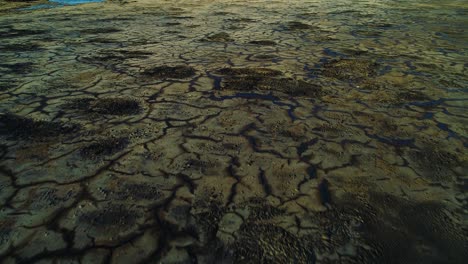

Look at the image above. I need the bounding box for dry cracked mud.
[0,0,467,263]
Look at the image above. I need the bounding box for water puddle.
[49,0,104,4]
[20,0,104,10]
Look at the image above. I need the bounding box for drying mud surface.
[0,0,467,263]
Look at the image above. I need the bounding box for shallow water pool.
[49,0,104,4]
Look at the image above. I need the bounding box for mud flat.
[0,0,467,263]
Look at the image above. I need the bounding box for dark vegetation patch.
[215,67,323,97]
[142,65,196,79]
[0,43,42,52]
[407,148,459,182]
[79,27,122,34]
[322,59,378,82]
[96,16,135,22]
[81,49,152,65]
[0,26,48,39]
[225,17,256,23]
[91,98,142,115]
[183,192,466,264]
[259,78,323,97]
[398,201,467,263]
[0,62,34,75]
[341,48,369,56]
[231,223,316,263]
[115,183,163,201]
[252,54,277,60]
[215,67,282,77]
[31,188,76,209]
[241,198,285,221]
[284,21,316,31]
[311,192,468,263]
[190,198,226,245]
[66,97,142,116]
[248,40,277,46]
[224,77,323,97]
[0,113,79,141]
[79,203,137,229]
[89,38,117,44]
[5,0,40,2]
[165,22,181,26]
[80,137,129,159]
[187,197,316,263]
[353,29,383,37]
[396,90,431,102]
[202,32,233,42]
[170,16,195,19]
[0,80,17,91]
[213,11,232,16]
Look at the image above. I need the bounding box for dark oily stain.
[306,165,317,179]
[258,169,272,196]
[248,40,276,46]
[67,97,142,116]
[0,113,79,141]
[80,137,129,159]
[0,62,34,74]
[322,58,378,82]
[79,27,122,34]
[284,21,316,30]
[215,67,283,77]
[317,178,331,206]
[202,32,233,42]
[142,65,196,79]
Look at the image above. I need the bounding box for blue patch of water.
[20,0,104,10]
[20,4,58,10]
[49,0,104,4]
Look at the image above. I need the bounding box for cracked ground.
[0,0,467,263]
